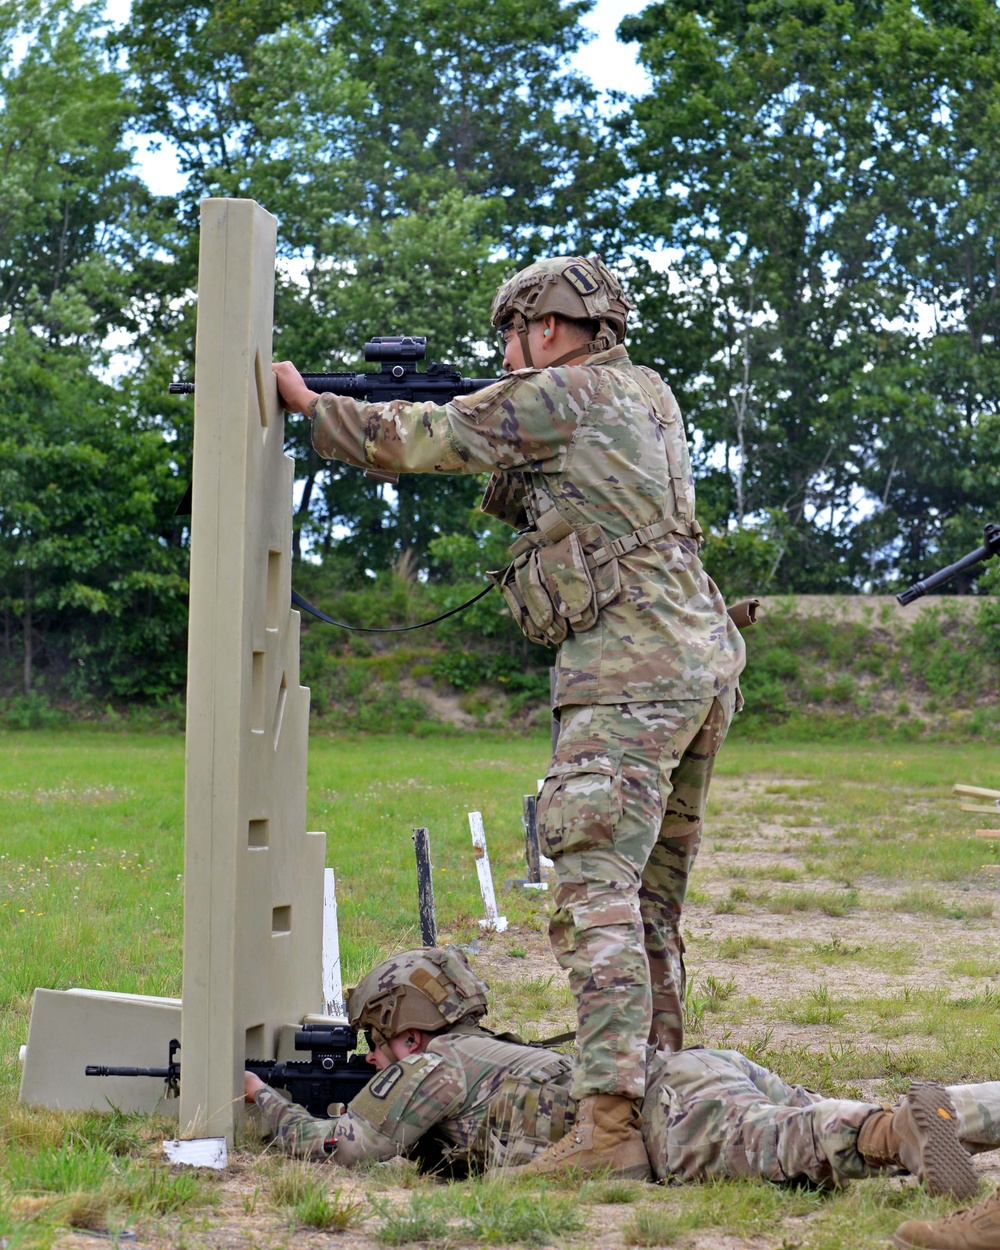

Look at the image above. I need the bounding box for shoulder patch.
[347,1051,453,1136]
[368,1064,405,1100]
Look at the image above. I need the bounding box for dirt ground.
[48,767,1000,1250]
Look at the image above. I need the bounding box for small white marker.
[163,1138,228,1169]
[469,812,508,933]
[322,867,344,1015]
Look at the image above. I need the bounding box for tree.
[0,0,186,698]
[850,0,1000,586]
[619,0,999,591]
[118,0,623,573]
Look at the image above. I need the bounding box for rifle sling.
[291,585,495,633]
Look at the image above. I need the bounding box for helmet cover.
[490,255,632,356]
[347,946,490,1046]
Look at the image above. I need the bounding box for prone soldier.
[247,947,1000,1249]
[273,255,746,1177]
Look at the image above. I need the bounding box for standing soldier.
[274,255,746,1178]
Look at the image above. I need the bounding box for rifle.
[170,334,499,404]
[897,523,1000,605]
[85,1023,373,1118]
[171,334,503,493]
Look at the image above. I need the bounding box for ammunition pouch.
[488,511,702,649]
[476,1058,576,1168]
[489,522,619,648]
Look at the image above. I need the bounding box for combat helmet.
[347,946,490,1047]
[490,255,632,368]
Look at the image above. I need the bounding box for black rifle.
[172,334,502,501]
[897,523,1000,605]
[85,1023,373,1118]
[169,334,500,404]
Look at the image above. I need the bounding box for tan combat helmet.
[490,254,632,368]
[347,946,490,1047]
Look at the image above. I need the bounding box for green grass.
[1,731,999,1250]
[266,1160,366,1230]
[371,1181,582,1246]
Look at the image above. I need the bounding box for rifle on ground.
[897,523,1000,605]
[85,1023,372,1117]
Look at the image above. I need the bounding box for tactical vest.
[475,1050,577,1168]
[483,368,703,649]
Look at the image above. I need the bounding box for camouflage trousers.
[642,1047,1000,1185]
[539,692,735,1100]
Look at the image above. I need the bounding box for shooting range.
[5,1,1000,1243]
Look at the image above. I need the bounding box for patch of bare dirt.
[754,594,977,625]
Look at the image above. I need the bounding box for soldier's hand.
[244,1071,266,1102]
[273,361,319,415]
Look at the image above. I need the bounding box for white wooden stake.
[469,812,507,932]
[322,868,344,1016]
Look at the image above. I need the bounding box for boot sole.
[906,1083,979,1200]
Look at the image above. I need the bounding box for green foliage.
[4,1140,113,1194]
[267,1160,365,1230]
[116,0,616,576]
[976,592,1000,665]
[731,602,998,741]
[1,0,997,708]
[371,1192,451,1245]
[109,1165,211,1216]
[429,652,549,705]
[0,0,187,707]
[621,0,1000,591]
[700,518,786,601]
[372,1183,581,1246]
[293,1185,365,1231]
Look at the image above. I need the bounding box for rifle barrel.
[897,524,1000,605]
[84,1065,170,1078]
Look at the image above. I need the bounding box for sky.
[101,0,654,195]
[575,0,652,97]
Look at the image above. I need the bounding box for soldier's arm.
[250,1085,404,1166]
[251,1055,467,1168]
[252,1086,342,1162]
[307,371,586,477]
[331,1053,467,1167]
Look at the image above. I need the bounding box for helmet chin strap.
[513,312,534,367]
[544,342,600,368]
[513,314,612,370]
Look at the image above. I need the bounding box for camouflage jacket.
[252,1027,575,1169]
[311,346,745,707]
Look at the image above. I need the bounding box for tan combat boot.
[857,1082,978,1200]
[508,1094,652,1181]
[892,1186,1000,1249]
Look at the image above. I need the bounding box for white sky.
[101,0,653,195]
[576,0,652,96]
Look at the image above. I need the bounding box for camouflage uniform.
[641,1047,1000,1187]
[311,343,745,1101]
[254,1039,1000,1183]
[252,1025,575,1169]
